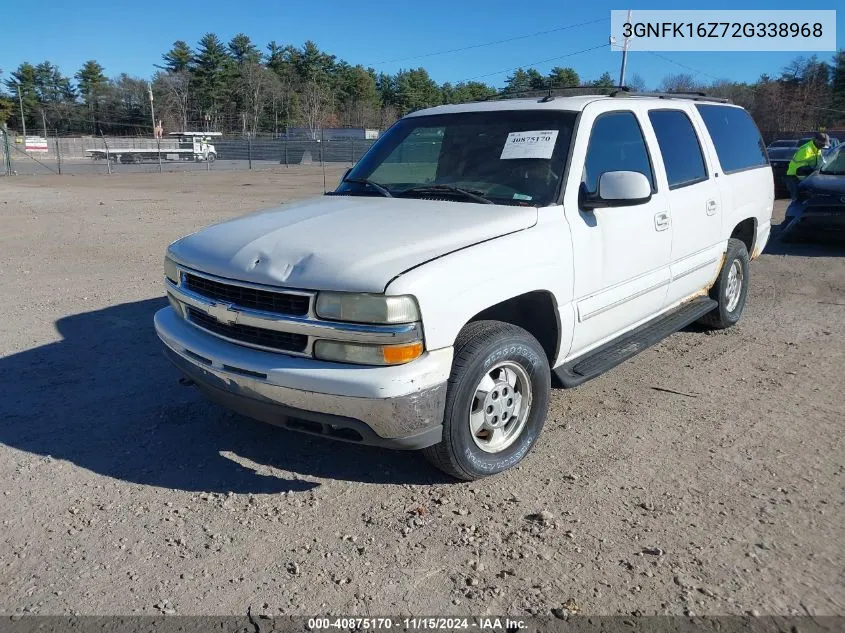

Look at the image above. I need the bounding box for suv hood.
[801,172,845,195]
[169,195,537,292]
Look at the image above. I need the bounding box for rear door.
[563,104,673,357]
[695,104,774,259]
[645,107,724,305]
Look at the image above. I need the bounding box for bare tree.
[240,62,272,137]
[153,71,190,132]
[379,104,399,130]
[659,73,701,93]
[628,73,647,92]
[300,79,327,139]
[267,64,296,135]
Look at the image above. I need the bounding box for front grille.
[187,307,308,353]
[184,273,310,316]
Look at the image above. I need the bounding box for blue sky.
[1,0,841,89]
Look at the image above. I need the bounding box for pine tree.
[549,67,580,88]
[592,72,615,89]
[504,69,532,94]
[228,34,261,65]
[395,68,441,114]
[161,41,194,73]
[4,63,40,132]
[75,60,106,133]
[192,33,231,129]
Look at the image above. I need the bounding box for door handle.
[654,212,671,231]
[706,199,718,216]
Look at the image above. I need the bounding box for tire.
[699,238,750,329]
[422,320,551,480]
[207,152,216,163]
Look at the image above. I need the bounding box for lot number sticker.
[500,130,559,160]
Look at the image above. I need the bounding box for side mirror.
[795,165,815,178]
[580,171,652,210]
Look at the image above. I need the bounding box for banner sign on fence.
[25,136,49,153]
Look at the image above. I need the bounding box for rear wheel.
[423,320,550,480]
[699,238,750,329]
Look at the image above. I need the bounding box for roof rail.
[474,85,625,103]
[609,87,731,104]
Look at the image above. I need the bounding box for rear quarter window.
[695,105,768,174]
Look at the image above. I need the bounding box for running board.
[554,297,718,388]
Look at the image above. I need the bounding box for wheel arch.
[730,217,757,255]
[465,290,561,366]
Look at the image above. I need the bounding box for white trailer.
[85,132,221,164]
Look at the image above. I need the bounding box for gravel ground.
[1,168,843,618]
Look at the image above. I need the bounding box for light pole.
[17,83,27,140]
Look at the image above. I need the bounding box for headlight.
[315,292,420,324]
[314,340,423,365]
[164,255,179,284]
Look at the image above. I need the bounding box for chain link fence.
[1,129,377,176]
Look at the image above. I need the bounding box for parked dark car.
[767,138,811,198]
[780,144,845,239]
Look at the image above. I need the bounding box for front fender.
[386,216,574,363]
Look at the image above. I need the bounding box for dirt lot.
[1,168,843,618]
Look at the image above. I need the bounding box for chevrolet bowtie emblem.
[206,302,238,325]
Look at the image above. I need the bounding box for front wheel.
[423,321,551,480]
[699,238,750,329]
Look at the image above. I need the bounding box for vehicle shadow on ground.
[764,232,845,257]
[0,299,450,494]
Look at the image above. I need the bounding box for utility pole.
[618,9,633,87]
[148,83,156,137]
[17,84,27,141]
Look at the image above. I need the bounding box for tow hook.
[178,376,195,387]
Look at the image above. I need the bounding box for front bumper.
[154,307,452,449]
[783,201,845,236]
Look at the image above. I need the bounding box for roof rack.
[474,85,623,103]
[609,87,731,104]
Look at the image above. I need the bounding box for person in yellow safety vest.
[785,132,830,199]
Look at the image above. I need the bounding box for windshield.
[819,144,845,175]
[768,140,797,149]
[335,109,577,206]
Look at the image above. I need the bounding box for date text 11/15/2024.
[306,617,528,630]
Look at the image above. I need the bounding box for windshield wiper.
[342,177,393,198]
[398,184,494,205]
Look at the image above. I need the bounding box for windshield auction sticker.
[610,10,836,51]
[500,130,559,160]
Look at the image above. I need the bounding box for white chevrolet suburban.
[155,93,773,480]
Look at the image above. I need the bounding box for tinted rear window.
[695,105,767,174]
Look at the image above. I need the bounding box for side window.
[695,104,767,174]
[648,110,708,189]
[582,112,654,194]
